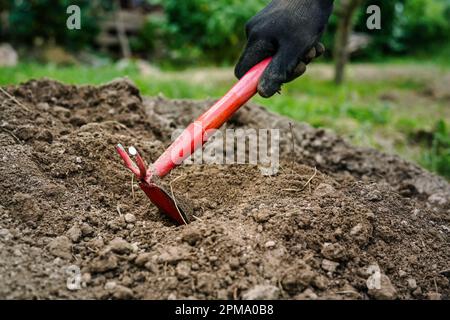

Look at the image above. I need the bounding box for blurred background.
[0,0,449,179]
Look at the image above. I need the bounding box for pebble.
[242,285,280,300]
[0,228,12,241]
[66,225,82,243]
[167,293,177,300]
[295,288,318,300]
[176,262,191,280]
[80,223,94,237]
[321,259,339,273]
[264,241,276,249]
[427,193,448,206]
[113,285,134,299]
[229,257,240,270]
[350,224,363,236]
[367,274,397,300]
[104,281,116,290]
[124,213,136,224]
[426,292,442,300]
[81,273,91,286]
[314,183,335,197]
[407,278,417,290]
[47,236,72,259]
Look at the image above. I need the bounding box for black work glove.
[235,0,334,98]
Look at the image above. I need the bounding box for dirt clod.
[107,237,134,254]
[47,236,72,260]
[367,274,398,300]
[66,225,82,243]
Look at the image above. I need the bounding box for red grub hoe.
[116,58,272,225]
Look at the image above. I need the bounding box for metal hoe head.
[115,144,189,225]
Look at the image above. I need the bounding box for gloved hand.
[235,0,334,98]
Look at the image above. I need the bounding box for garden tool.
[116,57,272,225]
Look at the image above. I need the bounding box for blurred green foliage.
[353,0,450,58]
[148,0,266,63]
[147,0,450,63]
[1,0,111,50]
[1,0,448,62]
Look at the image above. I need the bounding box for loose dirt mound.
[0,79,448,299]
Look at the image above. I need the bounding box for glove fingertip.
[235,57,258,79]
[234,64,243,79]
[258,76,279,98]
[315,43,326,57]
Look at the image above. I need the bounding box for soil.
[0,79,449,300]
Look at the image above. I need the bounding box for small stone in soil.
[104,281,116,290]
[264,241,276,249]
[321,259,339,273]
[176,262,191,280]
[80,223,94,237]
[66,225,82,243]
[367,274,397,300]
[426,292,441,300]
[407,278,417,289]
[124,213,136,224]
[295,288,318,300]
[242,285,280,300]
[229,257,240,270]
[314,183,335,197]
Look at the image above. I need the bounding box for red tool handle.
[147,57,272,181]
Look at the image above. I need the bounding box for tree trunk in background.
[334,0,363,85]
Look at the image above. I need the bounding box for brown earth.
[0,79,449,300]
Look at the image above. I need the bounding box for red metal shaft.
[148,57,272,181]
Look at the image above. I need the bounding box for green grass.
[1,61,449,179]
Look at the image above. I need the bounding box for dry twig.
[0,87,30,112]
[0,127,23,144]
